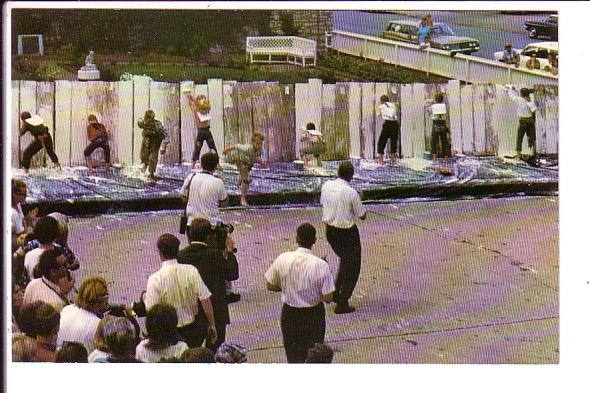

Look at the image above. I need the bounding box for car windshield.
[548,16,557,23]
[431,24,455,36]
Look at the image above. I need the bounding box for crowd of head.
[11,177,335,363]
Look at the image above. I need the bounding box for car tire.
[528,28,538,38]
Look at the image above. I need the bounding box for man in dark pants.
[506,86,537,161]
[265,223,335,363]
[19,112,61,175]
[320,161,366,314]
[84,114,111,173]
[177,218,239,352]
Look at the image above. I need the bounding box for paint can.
[293,160,305,171]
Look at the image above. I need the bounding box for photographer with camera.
[144,233,217,348]
[180,151,241,303]
[177,218,239,352]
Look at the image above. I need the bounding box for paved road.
[333,10,556,59]
[67,196,558,363]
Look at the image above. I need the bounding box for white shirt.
[12,204,25,233]
[23,277,69,312]
[321,178,366,229]
[378,102,397,121]
[430,103,447,120]
[57,304,101,353]
[135,339,189,363]
[508,90,537,118]
[265,247,335,308]
[24,247,45,281]
[144,259,212,327]
[180,172,227,224]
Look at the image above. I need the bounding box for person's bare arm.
[223,145,236,155]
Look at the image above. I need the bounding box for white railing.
[326,30,558,86]
[246,36,317,67]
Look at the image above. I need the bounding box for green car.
[380,19,480,55]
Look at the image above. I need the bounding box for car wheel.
[528,27,538,38]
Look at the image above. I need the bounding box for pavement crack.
[248,315,558,353]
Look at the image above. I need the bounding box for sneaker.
[334,304,356,314]
[226,293,241,304]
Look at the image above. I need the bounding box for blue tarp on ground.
[14,156,558,216]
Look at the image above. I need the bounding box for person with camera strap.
[177,218,239,352]
[179,152,241,303]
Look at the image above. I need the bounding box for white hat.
[25,114,43,127]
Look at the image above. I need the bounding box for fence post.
[363,38,367,60]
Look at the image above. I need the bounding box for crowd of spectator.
[10,176,335,363]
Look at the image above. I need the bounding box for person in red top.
[84,114,111,173]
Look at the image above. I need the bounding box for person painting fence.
[138,110,169,181]
[185,92,218,168]
[299,122,326,168]
[19,112,62,176]
[223,132,265,207]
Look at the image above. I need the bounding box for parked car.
[493,41,558,70]
[525,14,558,40]
[379,20,480,55]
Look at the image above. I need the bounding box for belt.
[519,117,534,121]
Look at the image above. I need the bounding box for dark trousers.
[326,224,362,306]
[192,127,218,162]
[430,120,449,157]
[280,303,325,363]
[84,137,111,163]
[516,118,536,153]
[377,120,400,155]
[140,138,161,175]
[193,313,228,352]
[177,319,203,348]
[21,135,60,170]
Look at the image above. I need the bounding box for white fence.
[12,78,558,170]
[246,36,317,67]
[326,30,558,86]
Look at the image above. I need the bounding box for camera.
[210,222,237,253]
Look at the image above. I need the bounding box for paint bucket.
[293,160,305,171]
[423,152,432,160]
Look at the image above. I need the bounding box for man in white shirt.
[320,161,366,314]
[377,94,400,166]
[179,152,239,303]
[426,92,450,162]
[507,86,538,160]
[265,223,335,363]
[57,276,109,353]
[23,249,74,313]
[144,233,217,347]
[180,152,228,225]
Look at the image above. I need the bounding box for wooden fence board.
[237,82,254,144]
[308,78,323,130]
[493,84,517,157]
[411,83,426,158]
[70,82,89,166]
[446,80,462,154]
[321,84,336,161]
[132,77,150,166]
[208,79,225,157]
[295,82,309,157]
[279,84,296,162]
[222,81,239,161]
[54,81,72,167]
[484,85,497,154]
[251,82,269,162]
[333,82,350,159]
[460,84,474,154]
[348,82,362,158]
[361,82,375,159]
[116,80,134,166]
[399,84,413,158]
[544,87,558,154]
[473,84,487,154]
[179,81,195,163]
